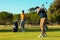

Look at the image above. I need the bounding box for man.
[20,10,26,32]
[35,5,47,37]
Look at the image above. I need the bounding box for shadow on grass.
[0,29,12,32]
[25,28,60,32]
[0,27,60,32]
[47,28,60,32]
[47,36,60,37]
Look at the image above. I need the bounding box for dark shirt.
[38,8,47,18]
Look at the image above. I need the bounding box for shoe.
[38,34,44,38]
[43,33,47,37]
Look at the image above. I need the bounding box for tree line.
[0,0,60,26]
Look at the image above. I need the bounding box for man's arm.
[44,7,47,12]
[36,8,40,14]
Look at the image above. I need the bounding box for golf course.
[0,25,60,40]
[0,0,60,40]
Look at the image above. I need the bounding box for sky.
[0,0,54,14]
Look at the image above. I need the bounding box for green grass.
[0,25,60,40]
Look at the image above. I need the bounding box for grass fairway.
[0,25,60,40]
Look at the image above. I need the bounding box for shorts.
[38,13,47,18]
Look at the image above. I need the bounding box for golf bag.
[13,21,18,32]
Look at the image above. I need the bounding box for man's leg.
[43,18,47,36]
[44,25,48,31]
[20,20,24,32]
[44,19,48,31]
[23,20,25,32]
[21,20,25,32]
[38,18,46,37]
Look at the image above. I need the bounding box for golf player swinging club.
[35,2,48,37]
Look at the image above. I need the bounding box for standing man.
[20,10,26,32]
[35,5,47,37]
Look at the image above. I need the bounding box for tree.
[0,11,13,27]
[48,0,60,24]
[28,7,35,12]
[26,7,40,25]
[13,14,20,21]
